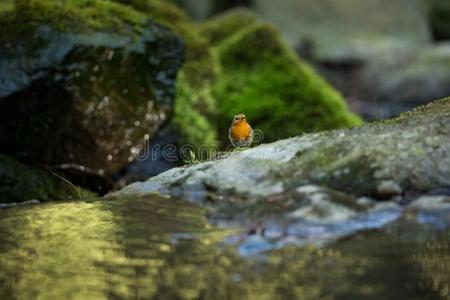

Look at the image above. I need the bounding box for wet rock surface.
[0,23,183,175]
[114,98,450,245]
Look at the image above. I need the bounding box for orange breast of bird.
[231,121,252,140]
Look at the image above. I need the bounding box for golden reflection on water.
[0,201,118,299]
[0,196,448,300]
[0,196,231,300]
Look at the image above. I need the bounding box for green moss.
[0,155,94,203]
[171,50,219,151]
[211,22,362,143]
[172,72,218,148]
[0,0,146,38]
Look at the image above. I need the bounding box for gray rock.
[25,199,41,205]
[0,199,41,208]
[115,97,450,202]
[356,197,376,207]
[406,195,450,230]
[377,180,403,198]
[410,196,450,210]
[288,194,357,222]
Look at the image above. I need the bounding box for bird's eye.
[234,117,238,120]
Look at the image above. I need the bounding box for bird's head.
[232,113,247,125]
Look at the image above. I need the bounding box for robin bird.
[229,113,253,147]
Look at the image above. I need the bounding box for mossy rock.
[0,0,184,175]
[0,155,93,203]
[0,0,147,36]
[113,0,220,149]
[201,12,362,144]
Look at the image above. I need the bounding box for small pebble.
[356,197,374,206]
[28,199,40,205]
[377,180,402,197]
[296,185,322,194]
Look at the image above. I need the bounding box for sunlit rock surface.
[115,98,450,245]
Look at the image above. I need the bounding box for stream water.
[0,196,448,299]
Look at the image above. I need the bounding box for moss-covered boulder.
[0,0,184,176]
[0,155,93,203]
[201,10,361,144]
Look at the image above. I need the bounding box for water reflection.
[0,196,230,299]
[0,196,448,299]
